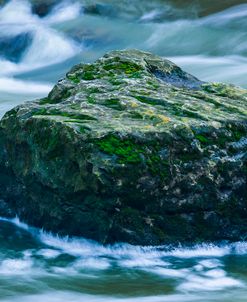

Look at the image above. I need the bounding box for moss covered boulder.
[0,50,246,245]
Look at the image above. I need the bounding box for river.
[0,0,247,301]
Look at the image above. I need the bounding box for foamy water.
[0,0,246,301]
[0,0,79,116]
[0,216,246,301]
[0,0,246,109]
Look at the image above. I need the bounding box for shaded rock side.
[0,49,246,245]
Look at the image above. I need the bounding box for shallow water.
[0,0,247,301]
[1,217,247,302]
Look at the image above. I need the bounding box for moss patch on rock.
[0,49,246,245]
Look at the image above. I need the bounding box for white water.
[0,0,246,110]
[0,0,80,114]
[0,0,247,301]
[0,216,247,301]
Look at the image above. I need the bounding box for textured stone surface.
[0,50,246,245]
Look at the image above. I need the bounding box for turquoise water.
[0,0,247,119]
[0,0,247,301]
[1,217,247,302]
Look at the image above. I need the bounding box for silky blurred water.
[0,217,247,302]
[0,1,246,301]
[0,0,247,119]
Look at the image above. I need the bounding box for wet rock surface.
[0,50,246,245]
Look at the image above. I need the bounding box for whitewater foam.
[0,0,80,77]
[0,216,246,300]
[0,77,52,94]
[44,0,82,24]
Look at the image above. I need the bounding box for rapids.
[0,0,247,301]
[0,0,247,118]
[0,217,247,301]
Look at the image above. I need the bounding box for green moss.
[129,112,143,119]
[64,119,88,124]
[109,79,123,86]
[78,125,91,134]
[88,87,101,93]
[135,95,163,106]
[96,135,143,164]
[217,135,233,147]
[39,97,52,105]
[87,96,96,104]
[203,83,242,99]
[33,109,97,121]
[82,72,95,81]
[195,134,210,144]
[103,61,143,76]
[181,109,202,119]
[31,124,62,158]
[195,92,221,107]
[46,89,72,104]
[33,108,49,115]
[83,64,95,72]
[147,80,159,89]
[67,74,80,84]
[230,126,246,141]
[129,72,142,79]
[194,131,237,148]
[147,155,170,179]
[96,135,170,179]
[103,99,124,111]
[70,104,81,110]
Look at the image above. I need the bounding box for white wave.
[0,258,33,275]
[230,242,247,255]
[0,0,80,77]
[203,269,226,278]
[0,216,246,298]
[45,0,82,24]
[168,55,247,88]
[22,27,79,67]
[0,77,52,94]
[179,273,243,291]
[140,10,161,22]
[2,215,247,260]
[165,244,230,258]
[148,267,188,278]
[203,4,247,25]
[197,259,223,269]
[120,257,168,268]
[0,215,29,230]
[36,249,62,259]
[73,257,111,270]
[0,0,37,24]
[144,3,247,60]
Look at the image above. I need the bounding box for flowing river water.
[0,0,247,301]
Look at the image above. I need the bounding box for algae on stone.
[0,49,246,245]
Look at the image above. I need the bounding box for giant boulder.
[0,50,246,245]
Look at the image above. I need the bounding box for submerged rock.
[30,0,58,17]
[0,50,246,245]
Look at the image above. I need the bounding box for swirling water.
[0,0,247,301]
[1,217,247,301]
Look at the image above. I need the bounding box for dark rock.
[0,199,15,218]
[31,0,58,17]
[84,3,117,17]
[0,50,246,245]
